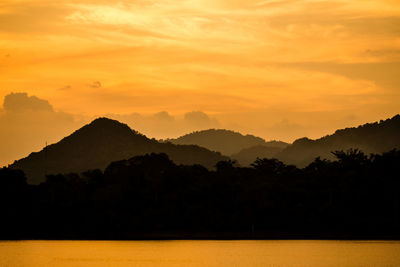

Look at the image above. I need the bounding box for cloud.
[184,111,220,128]
[88,81,101,88]
[0,93,84,166]
[154,111,174,122]
[3,92,53,112]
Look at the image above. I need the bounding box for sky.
[0,0,400,165]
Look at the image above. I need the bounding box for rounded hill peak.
[80,117,135,136]
[56,117,148,147]
[88,117,130,129]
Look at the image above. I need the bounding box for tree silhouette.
[1,150,400,240]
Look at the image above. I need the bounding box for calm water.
[0,240,399,267]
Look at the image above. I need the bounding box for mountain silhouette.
[167,129,288,156]
[277,114,400,167]
[10,118,228,184]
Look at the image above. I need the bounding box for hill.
[277,114,400,167]
[167,129,288,155]
[10,118,229,184]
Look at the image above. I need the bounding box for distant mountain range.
[9,114,400,183]
[277,114,400,167]
[167,115,400,167]
[166,129,288,155]
[10,118,228,184]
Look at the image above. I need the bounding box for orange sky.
[1,0,400,164]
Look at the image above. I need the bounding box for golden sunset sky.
[0,0,400,164]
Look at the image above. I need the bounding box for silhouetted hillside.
[167,129,288,155]
[278,115,400,167]
[232,145,285,166]
[10,118,228,184]
[2,150,400,240]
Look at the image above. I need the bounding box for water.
[0,240,399,267]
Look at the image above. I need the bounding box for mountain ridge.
[10,118,229,184]
[167,128,288,155]
[277,114,400,166]
[9,114,400,182]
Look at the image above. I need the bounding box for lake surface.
[0,240,399,267]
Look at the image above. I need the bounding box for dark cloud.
[154,111,174,122]
[184,111,220,128]
[0,92,83,165]
[88,81,102,88]
[184,111,210,122]
[3,92,53,112]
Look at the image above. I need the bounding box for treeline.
[277,114,400,167]
[1,149,400,240]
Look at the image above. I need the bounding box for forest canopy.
[1,149,399,240]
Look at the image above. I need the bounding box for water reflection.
[0,240,399,267]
